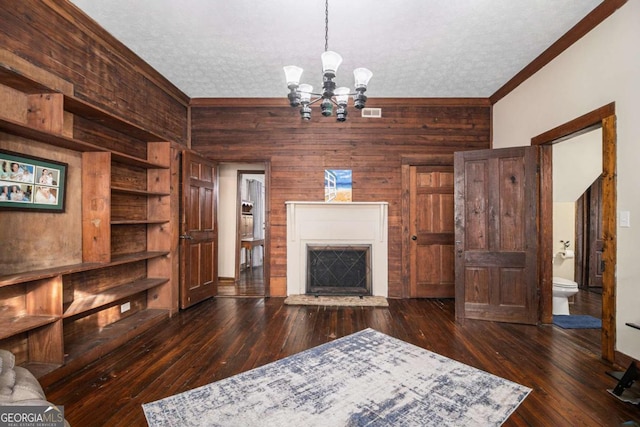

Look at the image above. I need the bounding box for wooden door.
[576,176,604,291]
[180,151,217,309]
[587,176,604,289]
[454,147,539,324]
[409,165,455,298]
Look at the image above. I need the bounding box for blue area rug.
[143,328,531,426]
[553,314,602,329]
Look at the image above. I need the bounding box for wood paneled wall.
[1,3,492,299]
[191,99,491,297]
[0,1,189,145]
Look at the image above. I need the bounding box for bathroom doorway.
[534,103,617,361]
[551,128,603,340]
[551,128,602,288]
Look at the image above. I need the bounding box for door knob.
[411,235,417,241]
[179,234,193,240]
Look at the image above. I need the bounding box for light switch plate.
[619,210,631,228]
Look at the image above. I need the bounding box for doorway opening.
[533,103,616,362]
[217,163,269,297]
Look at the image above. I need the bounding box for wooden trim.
[533,103,617,362]
[401,153,454,166]
[401,164,411,299]
[490,0,627,104]
[532,103,615,145]
[190,97,492,108]
[539,145,553,323]
[601,114,617,362]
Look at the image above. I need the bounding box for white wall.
[552,202,575,280]
[493,1,640,359]
[218,163,265,278]
[553,129,602,203]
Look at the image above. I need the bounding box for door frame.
[532,102,616,361]
[218,160,271,297]
[401,154,454,298]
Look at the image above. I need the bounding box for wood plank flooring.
[43,291,639,426]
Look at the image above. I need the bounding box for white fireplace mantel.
[286,201,388,297]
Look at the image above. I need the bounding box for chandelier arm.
[307,97,325,107]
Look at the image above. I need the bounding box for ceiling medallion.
[283,0,373,121]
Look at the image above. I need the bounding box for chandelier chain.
[324,0,329,52]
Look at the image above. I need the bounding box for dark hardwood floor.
[218,266,265,297]
[43,290,639,426]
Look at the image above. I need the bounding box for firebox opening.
[306,244,372,296]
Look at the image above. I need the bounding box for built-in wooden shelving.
[0,59,177,380]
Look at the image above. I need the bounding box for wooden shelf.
[63,277,169,318]
[62,309,168,367]
[111,219,170,225]
[0,116,167,169]
[0,315,59,340]
[111,186,170,197]
[0,66,57,94]
[64,95,165,143]
[22,362,61,379]
[110,251,170,264]
[0,252,169,288]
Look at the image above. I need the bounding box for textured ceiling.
[69,0,602,99]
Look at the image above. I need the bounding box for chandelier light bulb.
[320,51,343,76]
[283,66,304,88]
[298,84,313,103]
[353,68,373,88]
[335,87,350,105]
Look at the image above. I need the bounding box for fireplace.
[286,201,388,297]
[307,244,371,295]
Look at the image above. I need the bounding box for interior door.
[409,165,455,298]
[587,176,604,290]
[180,150,217,309]
[454,146,539,324]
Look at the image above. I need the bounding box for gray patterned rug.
[143,328,530,426]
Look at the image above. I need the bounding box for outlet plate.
[120,301,131,313]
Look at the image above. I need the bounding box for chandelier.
[283,0,373,121]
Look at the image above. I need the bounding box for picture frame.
[324,169,352,202]
[0,149,67,212]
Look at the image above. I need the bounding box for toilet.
[552,276,579,315]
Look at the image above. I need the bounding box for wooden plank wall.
[191,99,491,297]
[0,1,189,145]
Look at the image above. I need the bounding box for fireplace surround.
[286,201,388,297]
